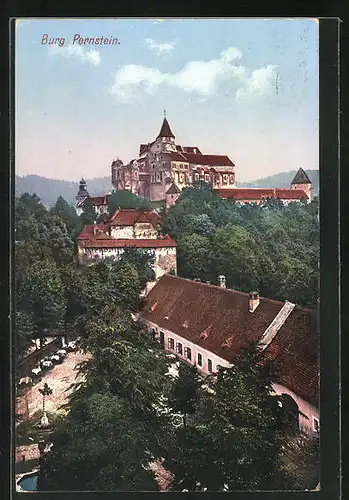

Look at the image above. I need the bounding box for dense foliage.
[163,182,319,306]
[16,189,319,491]
[14,193,154,357]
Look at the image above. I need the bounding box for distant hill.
[15,169,319,207]
[15,175,113,207]
[238,170,319,196]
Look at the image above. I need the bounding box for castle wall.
[134,222,158,239]
[154,247,177,278]
[110,226,134,238]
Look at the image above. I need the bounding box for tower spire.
[164,109,166,118]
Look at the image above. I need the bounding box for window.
[195,173,199,181]
[197,353,202,366]
[312,417,320,433]
[176,342,183,355]
[229,175,234,184]
[223,174,228,183]
[208,358,213,372]
[184,347,192,360]
[168,338,175,350]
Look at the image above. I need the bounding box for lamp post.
[39,383,52,428]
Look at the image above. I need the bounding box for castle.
[111,114,236,208]
[76,115,312,213]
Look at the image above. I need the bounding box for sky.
[15,18,319,183]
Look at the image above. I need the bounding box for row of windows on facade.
[166,336,320,434]
[167,337,216,372]
[150,171,235,185]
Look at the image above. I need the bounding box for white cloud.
[145,38,175,55]
[48,44,101,66]
[236,65,278,101]
[110,47,248,103]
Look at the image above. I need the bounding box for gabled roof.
[215,188,308,201]
[166,183,180,195]
[157,118,175,139]
[109,209,162,228]
[291,168,312,185]
[182,153,235,167]
[141,275,318,406]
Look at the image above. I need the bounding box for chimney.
[218,275,226,288]
[248,292,260,312]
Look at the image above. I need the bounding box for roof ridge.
[161,275,288,307]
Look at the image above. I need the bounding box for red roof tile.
[141,275,318,406]
[109,209,162,227]
[215,188,308,201]
[168,152,189,162]
[182,153,235,167]
[79,237,177,249]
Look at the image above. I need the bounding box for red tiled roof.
[215,188,308,201]
[176,145,202,154]
[264,305,318,405]
[182,153,235,167]
[141,275,318,406]
[168,152,189,162]
[109,209,162,227]
[79,237,177,249]
[77,222,107,240]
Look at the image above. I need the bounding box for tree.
[168,363,200,426]
[119,248,156,289]
[15,310,34,359]
[80,198,96,225]
[18,258,66,336]
[38,307,172,491]
[50,196,79,235]
[38,392,160,491]
[164,346,288,491]
[108,190,151,216]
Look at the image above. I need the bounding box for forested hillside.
[163,182,319,306]
[15,175,113,207]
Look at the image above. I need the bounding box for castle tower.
[155,112,176,152]
[76,178,89,204]
[291,167,312,201]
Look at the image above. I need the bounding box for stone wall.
[154,247,177,279]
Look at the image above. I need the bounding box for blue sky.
[15,18,318,182]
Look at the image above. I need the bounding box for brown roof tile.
[182,153,235,167]
[215,188,308,201]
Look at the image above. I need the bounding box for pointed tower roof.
[291,167,312,185]
[157,117,175,139]
[166,183,180,195]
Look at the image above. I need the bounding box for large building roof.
[157,117,175,139]
[141,275,318,406]
[183,153,235,167]
[109,209,162,228]
[291,167,312,185]
[215,188,309,201]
